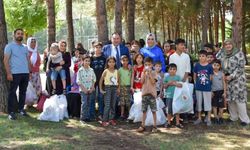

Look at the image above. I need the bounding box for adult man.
[102,32,131,68]
[4,28,31,120]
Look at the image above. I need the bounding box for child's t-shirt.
[194,63,213,91]
[212,71,224,91]
[156,73,163,92]
[119,67,132,86]
[142,71,158,98]
[133,65,144,89]
[91,55,106,86]
[77,67,96,91]
[104,69,118,86]
[164,75,181,99]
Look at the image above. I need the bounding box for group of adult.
[3,28,249,126]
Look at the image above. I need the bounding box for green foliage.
[4,0,47,35]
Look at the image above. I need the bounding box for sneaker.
[97,115,103,121]
[101,121,109,127]
[119,116,126,121]
[204,116,208,123]
[175,124,184,129]
[206,120,212,126]
[136,126,145,133]
[240,122,248,127]
[52,89,56,95]
[218,118,223,125]
[164,123,172,128]
[19,110,29,117]
[8,112,17,120]
[194,119,202,125]
[80,120,87,125]
[109,120,117,126]
[151,127,157,133]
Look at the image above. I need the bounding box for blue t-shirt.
[4,42,29,74]
[194,63,213,91]
[164,75,181,99]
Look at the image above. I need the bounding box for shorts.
[166,98,173,115]
[51,69,66,80]
[212,90,224,108]
[120,86,131,107]
[195,90,212,112]
[142,94,156,112]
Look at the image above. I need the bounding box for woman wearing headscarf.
[27,37,42,98]
[217,39,249,126]
[140,33,166,72]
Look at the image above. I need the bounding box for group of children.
[46,40,227,133]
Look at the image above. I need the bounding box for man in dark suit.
[102,32,131,68]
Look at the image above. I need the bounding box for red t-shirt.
[133,65,144,89]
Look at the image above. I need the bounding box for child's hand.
[212,92,214,98]
[130,87,134,94]
[117,88,120,95]
[100,89,106,94]
[222,93,226,99]
[46,69,50,74]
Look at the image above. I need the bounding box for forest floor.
[0,98,250,150]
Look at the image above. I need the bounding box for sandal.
[152,127,157,133]
[136,126,146,133]
[176,124,184,129]
[52,89,56,95]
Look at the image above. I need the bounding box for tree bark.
[214,0,219,44]
[96,0,109,44]
[220,1,226,43]
[127,0,135,42]
[66,0,74,53]
[232,0,243,49]
[0,0,9,112]
[46,0,56,48]
[160,0,166,41]
[115,0,123,36]
[201,0,210,46]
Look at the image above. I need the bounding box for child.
[99,56,120,126]
[119,55,132,120]
[91,42,106,120]
[46,43,66,95]
[193,50,213,126]
[154,62,164,97]
[136,57,158,133]
[77,55,96,124]
[164,63,183,128]
[212,59,226,124]
[207,52,214,64]
[130,54,144,93]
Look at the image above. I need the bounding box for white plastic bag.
[25,82,38,105]
[172,83,194,115]
[57,95,69,120]
[128,92,143,122]
[145,97,166,126]
[38,95,60,122]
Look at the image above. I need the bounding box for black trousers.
[8,74,29,114]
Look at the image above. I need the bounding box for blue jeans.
[93,85,104,117]
[8,74,29,113]
[103,85,117,122]
[80,91,95,120]
[51,69,66,80]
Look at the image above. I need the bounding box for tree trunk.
[209,15,214,44]
[201,0,210,46]
[124,0,128,41]
[160,0,166,41]
[0,0,9,113]
[66,0,74,53]
[127,0,135,42]
[96,0,109,44]
[175,6,180,39]
[167,18,171,40]
[220,1,226,43]
[115,0,123,36]
[242,7,248,65]
[46,0,56,48]
[232,0,243,49]
[214,0,220,44]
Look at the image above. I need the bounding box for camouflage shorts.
[120,86,131,107]
[142,94,157,112]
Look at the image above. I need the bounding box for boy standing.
[119,55,132,120]
[164,63,183,128]
[137,57,158,133]
[90,42,106,120]
[193,50,213,126]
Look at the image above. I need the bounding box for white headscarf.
[27,37,38,66]
[145,33,157,48]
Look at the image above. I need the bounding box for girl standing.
[99,56,120,126]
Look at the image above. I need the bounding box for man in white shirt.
[169,38,191,82]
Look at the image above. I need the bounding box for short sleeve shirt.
[4,42,29,74]
[164,75,181,99]
[194,63,213,91]
[119,67,132,86]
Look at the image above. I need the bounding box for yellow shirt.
[104,69,118,86]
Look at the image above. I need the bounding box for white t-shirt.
[169,52,191,80]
